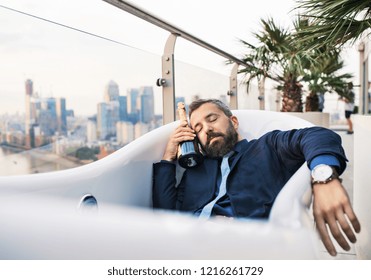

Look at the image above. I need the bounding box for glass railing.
[174,60,230,107]
[0,1,162,175]
[0,0,258,176]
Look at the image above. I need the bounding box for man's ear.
[230,115,239,130]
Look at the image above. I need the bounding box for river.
[0,146,82,176]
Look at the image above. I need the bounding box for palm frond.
[295,0,371,48]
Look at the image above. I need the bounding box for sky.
[0,0,360,116]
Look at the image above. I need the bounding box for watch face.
[312,164,333,181]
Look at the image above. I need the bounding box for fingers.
[315,210,356,256]
[315,215,337,256]
[330,195,361,249]
[172,122,196,143]
[336,204,362,245]
[344,203,361,234]
[173,121,196,139]
[312,181,361,256]
[162,122,196,161]
[179,120,189,128]
[326,211,351,252]
[335,210,356,245]
[314,209,349,256]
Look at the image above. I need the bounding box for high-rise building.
[134,122,150,139]
[25,79,33,148]
[96,102,119,140]
[107,100,120,136]
[25,79,33,96]
[24,79,70,148]
[118,95,128,121]
[97,102,109,140]
[116,121,134,145]
[87,117,97,143]
[38,98,58,137]
[56,98,67,136]
[104,80,120,102]
[138,86,154,124]
[96,81,123,141]
[95,83,156,142]
[127,88,140,124]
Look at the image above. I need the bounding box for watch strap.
[311,166,342,185]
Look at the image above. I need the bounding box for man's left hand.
[312,179,361,256]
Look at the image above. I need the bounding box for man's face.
[189,103,239,158]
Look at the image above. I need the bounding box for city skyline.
[0,76,164,174]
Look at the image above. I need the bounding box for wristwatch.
[311,164,341,184]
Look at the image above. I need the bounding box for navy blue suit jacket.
[152,127,347,218]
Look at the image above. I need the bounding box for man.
[153,99,360,257]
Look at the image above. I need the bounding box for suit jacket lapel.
[229,139,249,171]
[229,152,242,171]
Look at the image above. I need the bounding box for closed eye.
[192,113,219,133]
[207,114,218,123]
[194,124,202,133]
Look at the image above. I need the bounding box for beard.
[202,120,238,158]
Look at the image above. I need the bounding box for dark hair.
[188,99,232,118]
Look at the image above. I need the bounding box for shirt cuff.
[309,154,340,170]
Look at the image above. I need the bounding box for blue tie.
[199,152,233,219]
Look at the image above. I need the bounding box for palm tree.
[303,47,353,111]
[296,0,371,48]
[240,18,308,112]
[239,17,352,112]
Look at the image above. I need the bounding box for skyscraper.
[97,102,109,140]
[25,79,33,148]
[56,98,67,136]
[87,117,97,143]
[38,98,57,137]
[127,88,140,124]
[118,95,128,121]
[138,86,154,124]
[116,121,134,145]
[104,80,120,102]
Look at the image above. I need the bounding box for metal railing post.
[161,34,177,124]
[228,63,239,110]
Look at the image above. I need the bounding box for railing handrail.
[102,0,251,68]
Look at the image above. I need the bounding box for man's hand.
[312,179,361,256]
[162,120,196,161]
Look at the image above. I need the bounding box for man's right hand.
[162,120,196,161]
